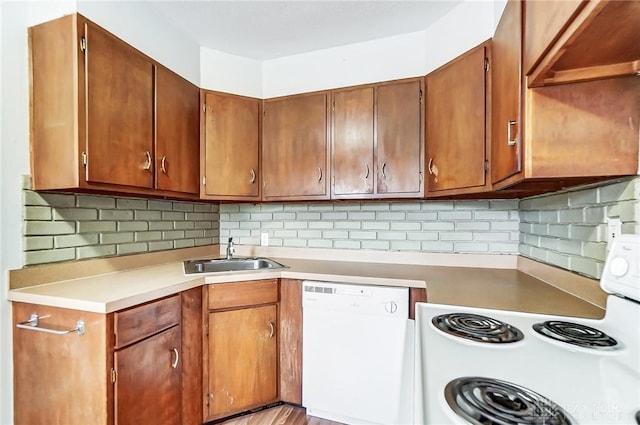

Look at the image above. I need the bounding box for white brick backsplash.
[77,195,116,209]
[519,177,640,279]
[23,176,638,281]
[53,208,98,221]
[100,210,134,221]
[172,203,194,212]
[55,234,99,248]
[455,221,490,231]
[438,211,472,220]
[23,187,218,265]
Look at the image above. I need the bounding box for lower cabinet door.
[114,325,182,425]
[207,304,278,418]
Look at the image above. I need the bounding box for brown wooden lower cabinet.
[12,289,201,425]
[204,280,279,422]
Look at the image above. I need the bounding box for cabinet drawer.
[208,279,278,310]
[114,295,181,349]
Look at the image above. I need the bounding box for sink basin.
[183,257,288,275]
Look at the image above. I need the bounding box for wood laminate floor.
[217,404,344,425]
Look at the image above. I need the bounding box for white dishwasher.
[302,281,414,425]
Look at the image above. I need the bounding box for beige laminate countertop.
[8,249,605,319]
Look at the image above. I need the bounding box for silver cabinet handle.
[268,321,275,338]
[160,156,167,174]
[171,347,179,368]
[249,169,256,184]
[364,163,370,179]
[317,166,323,182]
[16,313,85,336]
[507,120,517,146]
[381,162,387,178]
[143,151,152,170]
[428,158,434,175]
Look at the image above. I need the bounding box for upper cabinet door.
[156,67,200,195]
[84,21,154,189]
[375,79,424,197]
[332,86,374,198]
[426,42,489,194]
[491,0,522,185]
[202,91,261,200]
[262,92,330,201]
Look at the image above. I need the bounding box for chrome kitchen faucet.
[226,237,235,260]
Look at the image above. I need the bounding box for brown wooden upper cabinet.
[262,92,330,201]
[525,0,640,87]
[201,91,261,201]
[332,78,424,199]
[29,14,199,199]
[491,0,639,194]
[425,42,490,196]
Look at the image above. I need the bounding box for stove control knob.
[610,257,629,277]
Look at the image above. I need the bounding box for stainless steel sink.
[183,257,288,275]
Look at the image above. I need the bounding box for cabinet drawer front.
[208,279,278,310]
[114,294,180,348]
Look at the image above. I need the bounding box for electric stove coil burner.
[445,377,573,425]
[432,313,524,344]
[532,320,618,350]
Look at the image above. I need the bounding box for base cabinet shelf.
[12,289,201,425]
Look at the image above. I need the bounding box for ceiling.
[149,1,463,60]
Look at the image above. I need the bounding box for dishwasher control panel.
[302,281,409,317]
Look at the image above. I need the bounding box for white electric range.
[415,234,640,424]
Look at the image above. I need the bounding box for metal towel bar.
[16,313,86,336]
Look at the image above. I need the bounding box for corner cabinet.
[204,280,279,421]
[332,78,424,199]
[262,92,331,200]
[491,0,639,194]
[201,91,261,201]
[525,0,640,87]
[12,289,202,425]
[29,14,199,199]
[425,41,491,196]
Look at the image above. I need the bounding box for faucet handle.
[228,237,233,244]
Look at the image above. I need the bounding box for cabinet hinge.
[80,37,87,53]
[202,103,206,113]
[419,89,423,102]
[202,176,206,186]
[484,160,489,172]
[82,152,87,167]
[111,368,117,384]
[332,100,335,113]
[419,171,424,183]
[484,58,490,72]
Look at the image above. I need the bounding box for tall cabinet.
[29,14,199,199]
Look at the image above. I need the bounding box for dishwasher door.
[302,281,414,425]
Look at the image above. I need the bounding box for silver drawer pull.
[171,348,179,368]
[16,313,85,336]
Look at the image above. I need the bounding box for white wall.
[1,2,36,423]
[76,0,200,85]
[200,48,263,98]
[261,0,497,98]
